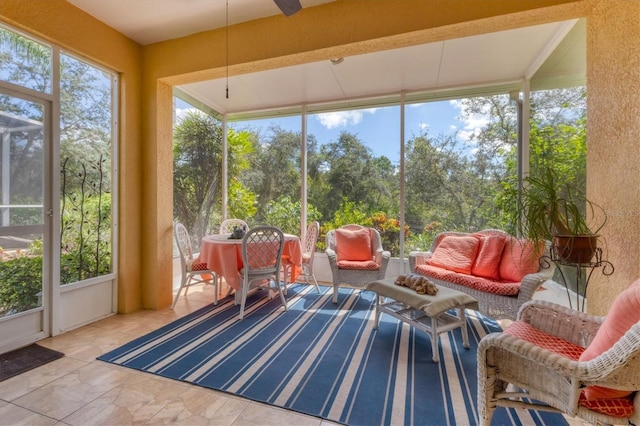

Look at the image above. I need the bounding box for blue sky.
[176,98,488,161]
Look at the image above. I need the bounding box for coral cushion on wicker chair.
[578,394,635,418]
[337,259,380,270]
[505,320,635,417]
[426,235,480,274]
[187,259,210,271]
[471,233,506,280]
[499,238,543,282]
[336,228,372,262]
[504,320,585,360]
[579,279,640,400]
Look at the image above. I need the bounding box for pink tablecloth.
[198,233,302,290]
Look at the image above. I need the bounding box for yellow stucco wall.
[2,0,638,316]
[587,0,640,314]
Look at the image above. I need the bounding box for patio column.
[586,0,640,315]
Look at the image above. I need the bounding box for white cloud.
[419,122,430,130]
[315,109,377,129]
[448,99,490,143]
[174,107,198,122]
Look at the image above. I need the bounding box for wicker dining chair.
[478,280,640,426]
[282,221,321,295]
[219,218,248,234]
[236,226,286,320]
[172,221,218,309]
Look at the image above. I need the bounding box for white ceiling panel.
[65,0,585,117]
[179,20,583,116]
[67,0,336,45]
[438,23,565,87]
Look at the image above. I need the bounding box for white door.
[0,90,50,353]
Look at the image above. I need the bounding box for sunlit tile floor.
[0,278,591,425]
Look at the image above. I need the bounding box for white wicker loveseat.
[409,229,554,320]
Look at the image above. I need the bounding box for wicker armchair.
[325,224,390,303]
[478,296,640,425]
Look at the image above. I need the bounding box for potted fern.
[512,167,607,264]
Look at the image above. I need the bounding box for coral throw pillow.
[427,235,480,274]
[579,279,640,400]
[471,233,506,280]
[336,228,372,262]
[499,238,543,282]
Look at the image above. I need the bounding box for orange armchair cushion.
[336,228,372,262]
[426,235,479,274]
[579,279,640,400]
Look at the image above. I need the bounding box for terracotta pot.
[553,235,598,264]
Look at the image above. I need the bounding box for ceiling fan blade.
[273,0,302,16]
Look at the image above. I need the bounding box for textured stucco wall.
[586,0,640,315]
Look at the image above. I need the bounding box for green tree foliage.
[498,88,587,233]
[405,131,503,234]
[314,132,397,221]
[261,196,322,235]
[0,255,42,317]
[173,110,255,237]
[172,87,586,258]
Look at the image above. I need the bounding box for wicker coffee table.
[367,277,479,363]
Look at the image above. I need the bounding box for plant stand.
[540,247,614,312]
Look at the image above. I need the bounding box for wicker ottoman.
[366,277,479,363]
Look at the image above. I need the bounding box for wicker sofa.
[408,229,554,320]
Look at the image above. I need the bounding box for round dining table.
[197,233,302,290]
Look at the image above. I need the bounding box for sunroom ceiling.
[180,19,585,118]
[66,0,586,118]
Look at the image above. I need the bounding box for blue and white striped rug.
[98,285,567,426]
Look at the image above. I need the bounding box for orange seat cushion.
[579,279,640,400]
[414,264,521,296]
[426,235,480,274]
[336,228,372,262]
[504,320,585,360]
[337,259,380,270]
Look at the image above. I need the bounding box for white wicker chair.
[236,226,286,320]
[325,224,390,303]
[172,221,218,309]
[219,218,248,235]
[478,298,640,426]
[282,221,320,295]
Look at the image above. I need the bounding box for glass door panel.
[0,92,47,351]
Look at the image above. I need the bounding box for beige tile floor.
[0,277,590,426]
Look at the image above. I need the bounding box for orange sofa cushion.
[414,264,521,296]
[499,238,543,282]
[335,228,372,262]
[426,235,480,274]
[471,233,506,280]
[579,279,640,400]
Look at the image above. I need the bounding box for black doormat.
[0,343,64,381]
